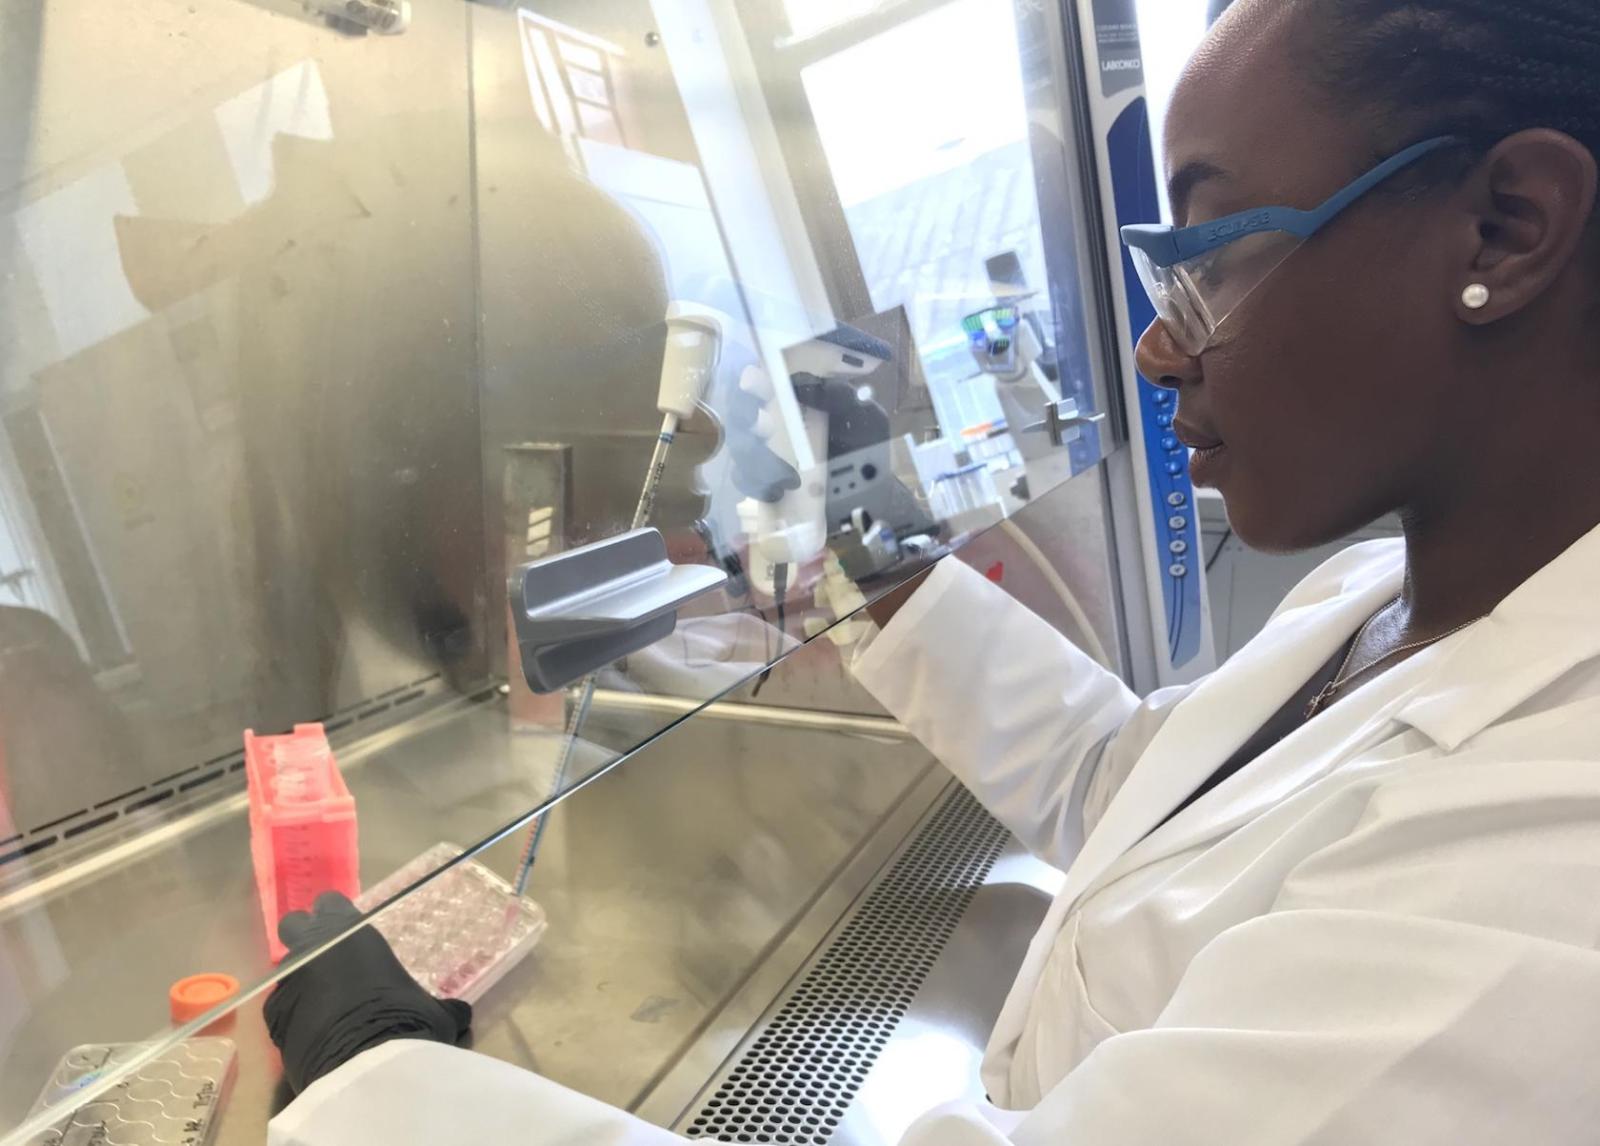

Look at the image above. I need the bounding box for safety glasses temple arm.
[1298,135,1460,232]
[1119,135,1459,268]
[1122,206,1315,267]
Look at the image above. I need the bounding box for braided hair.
[1293,0,1600,170]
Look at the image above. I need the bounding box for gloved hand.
[264,891,472,1094]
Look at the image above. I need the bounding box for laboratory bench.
[0,674,1056,1146]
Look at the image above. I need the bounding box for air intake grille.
[685,786,1009,1145]
[0,674,452,886]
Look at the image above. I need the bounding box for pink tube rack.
[244,723,360,963]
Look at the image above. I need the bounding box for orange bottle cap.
[169,972,240,1025]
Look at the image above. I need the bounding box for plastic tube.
[998,518,1113,670]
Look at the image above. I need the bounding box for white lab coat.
[270,526,1600,1146]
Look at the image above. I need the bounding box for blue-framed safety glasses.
[1121,136,1457,355]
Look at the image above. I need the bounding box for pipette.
[513,303,725,895]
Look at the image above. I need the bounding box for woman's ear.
[1452,129,1598,325]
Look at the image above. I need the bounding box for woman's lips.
[1171,419,1230,487]
[1171,418,1224,451]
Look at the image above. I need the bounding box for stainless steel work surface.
[0,690,943,1144]
[835,844,1059,1145]
[661,786,1061,1146]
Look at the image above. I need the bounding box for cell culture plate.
[24,1038,236,1146]
[357,842,547,1004]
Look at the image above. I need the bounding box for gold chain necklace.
[1304,600,1489,720]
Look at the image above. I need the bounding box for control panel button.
[1156,412,1175,427]
[1162,434,1181,452]
[1169,539,1189,555]
[1169,563,1189,578]
[1166,491,1188,508]
[1165,460,1184,475]
[1168,515,1188,530]
[1151,390,1175,406]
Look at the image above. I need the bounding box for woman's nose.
[1134,317,1202,391]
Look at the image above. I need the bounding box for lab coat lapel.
[981,559,1404,1102]
[1089,519,1600,896]
[1396,521,1600,749]
[1052,565,1403,909]
[986,524,1600,1107]
[1099,648,1427,885]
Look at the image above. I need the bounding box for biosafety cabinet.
[0,1,1206,1142]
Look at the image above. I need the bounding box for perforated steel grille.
[685,786,1009,1145]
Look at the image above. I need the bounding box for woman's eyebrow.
[1168,159,1232,222]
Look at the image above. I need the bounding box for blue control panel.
[1108,98,1204,669]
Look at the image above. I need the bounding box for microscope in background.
[964,250,1098,501]
[712,323,941,601]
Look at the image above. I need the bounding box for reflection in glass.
[0,0,1124,1138]
[799,0,1102,511]
[802,0,1042,408]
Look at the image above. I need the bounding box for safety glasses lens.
[1131,230,1308,356]
[1130,246,1210,356]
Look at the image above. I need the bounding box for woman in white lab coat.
[265,0,1600,1141]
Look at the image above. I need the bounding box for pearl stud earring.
[1462,283,1491,310]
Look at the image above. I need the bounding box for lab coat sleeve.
[268,1039,684,1146]
[852,557,1192,868]
[269,1038,1023,1146]
[993,754,1600,1145]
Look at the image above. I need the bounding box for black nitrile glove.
[265,891,472,1094]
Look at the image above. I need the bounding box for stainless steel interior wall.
[0,0,1134,842]
[0,0,488,834]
